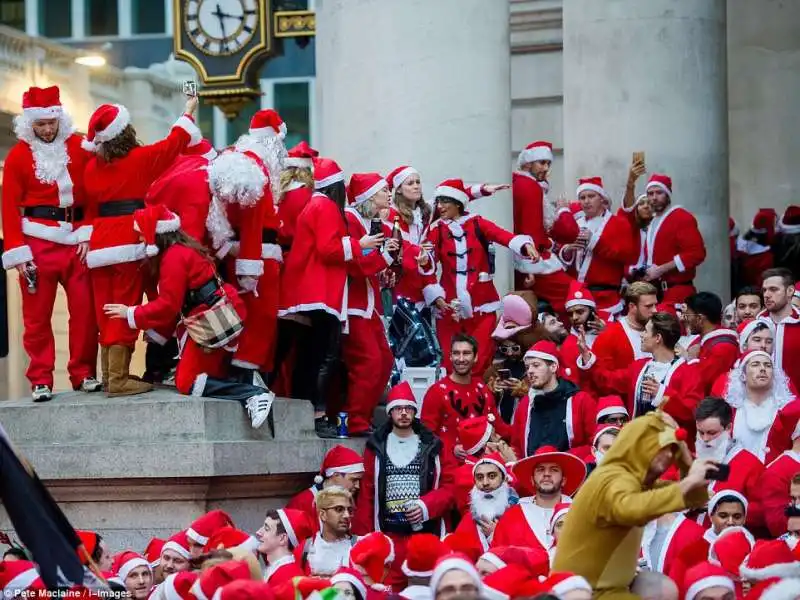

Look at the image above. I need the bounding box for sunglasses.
[498,344,521,355]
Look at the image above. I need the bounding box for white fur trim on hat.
[550,506,571,534]
[23,105,63,121]
[741,350,772,366]
[250,121,287,140]
[551,575,592,596]
[93,104,131,144]
[517,145,553,168]
[646,180,672,197]
[117,556,150,581]
[354,179,387,205]
[331,572,368,599]
[596,405,629,420]
[760,578,800,600]
[325,462,365,477]
[739,319,775,353]
[315,171,345,189]
[386,399,418,413]
[186,527,208,545]
[285,156,313,169]
[576,182,608,199]
[523,349,559,366]
[740,559,800,581]
[277,508,298,547]
[5,568,40,591]
[684,575,734,600]
[465,423,494,456]
[430,557,482,596]
[472,457,507,479]
[565,296,596,310]
[478,552,506,570]
[392,167,418,190]
[161,541,191,560]
[435,185,469,205]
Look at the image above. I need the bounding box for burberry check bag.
[182,295,244,349]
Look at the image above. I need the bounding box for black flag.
[0,422,86,589]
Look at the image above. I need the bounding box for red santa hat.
[21,85,62,120]
[707,489,748,518]
[132,204,181,257]
[479,546,550,577]
[576,176,608,200]
[778,205,800,235]
[161,571,199,600]
[76,530,100,565]
[435,179,475,207]
[592,424,620,448]
[0,560,45,593]
[775,400,800,443]
[545,572,592,597]
[513,445,586,497]
[646,173,673,198]
[709,526,755,576]
[740,539,800,581]
[549,502,572,535]
[682,562,735,600]
[350,532,395,583]
[161,530,192,560]
[595,395,629,422]
[564,280,597,310]
[82,103,131,152]
[491,293,534,340]
[112,550,151,581]
[517,141,554,168]
[187,509,236,546]
[347,173,387,206]
[315,444,365,485]
[248,109,286,139]
[191,559,255,600]
[285,140,318,169]
[331,567,368,600]
[429,553,482,597]
[524,340,560,366]
[275,508,313,549]
[483,564,537,600]
[443,532,483,563]
[203,526,258,554]
[752,208,777,235]
[213,579,276,600]
[740,349,772,368]
[143,537,165,568]
[386,381,418,413]
[472,451,508,480]
[401,533,448,578]
[314,157,345,190]
[457,415,495,456]
[387,165,420,191]
[737,318,775,353]
[183,138,218,161]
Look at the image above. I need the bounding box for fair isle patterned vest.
[382,447,423,529]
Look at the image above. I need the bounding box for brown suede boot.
[107,345,152,397]
[101,346,109,392]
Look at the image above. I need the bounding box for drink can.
[336,412,349,438]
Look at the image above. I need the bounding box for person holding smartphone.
[560,281,605,387]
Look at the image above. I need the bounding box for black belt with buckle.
[587,284,620,292]
[23,205,84,222]
[231,229,279,244]
[98,199,145,217]
[659,279,694,291]
[183,278,222,314]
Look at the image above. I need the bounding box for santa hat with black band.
[387,165,419,191]
[314,444,365,485]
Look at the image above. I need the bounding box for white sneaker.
[80,377,102,393]
[246,391,275,429]
[32,385,52,403]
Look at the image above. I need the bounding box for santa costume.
[758,304,800,394]
[510,341,596,458]
[83,101,201,396]
[1,85,99,399]
[187,510,236,548]
[737,209,777,288]
[512,140,579,314]
[694,325,739,395]
[492,446,585,551]
[119,205,273,429]
[594,394,629,424]
[559,281,601,385]
[341,173,398,435]
[349,531,397,594]
[639,513,708,581]
[753,441,800,537]
[591,314,652,372]
[422,178,535,374]
[642,174,707,309]
[277,140,317,253]
[765,398,800,464]
[723,350,794,461]
[568,177,636,317]
[709,318,778,397]
[0,560,46,595]
[682,562,735,600]
[265,509,312,586]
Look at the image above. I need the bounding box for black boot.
[200,376,274,429]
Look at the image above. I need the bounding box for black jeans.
[292,310,342,413]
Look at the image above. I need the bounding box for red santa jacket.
[752,450,800,537]
[420,377,511,459]
[385,206,437,309]
[618,206,647,280]
[644,205,706,289]
[279,193,358,322]
[578,355,702,431]
[344,208,396,319]
[85,115,201,268]
[694,445,764,529]
[424,213,531,316]
[510,384,596,458]
[766,400,800,464]
[758,307,800,394]
[591,319,651,371]
[492,499,567,552]
[641,515,708,582]
[571,210,636,306]
[695,328,739,395]
[2,133,92,268]
[286,486,321,531]
[737,237,774,288]
[278,182,313,249]
[265,555,305,588]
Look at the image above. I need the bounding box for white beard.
[470,483,511,521]
[541,186,556,232]
[234,133,287,201]
[695,431,731,463]
[13,112,75,184]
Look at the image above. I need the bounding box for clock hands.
[212,2,246,52]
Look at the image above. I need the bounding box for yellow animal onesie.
[552,411,708,599]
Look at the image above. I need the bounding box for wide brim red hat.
[512,449,587,497]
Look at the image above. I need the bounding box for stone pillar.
[315,0,514,292]
[563,0,729,298]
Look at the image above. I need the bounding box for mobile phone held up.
[706,462,730,481]
[497,368,511,381]
[182,81,197,98]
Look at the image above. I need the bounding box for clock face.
[185,0,259,56]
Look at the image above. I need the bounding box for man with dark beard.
[453,452,518,553]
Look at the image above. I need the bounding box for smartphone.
[497,368,511,380]
[633,151,645,166]
[182,80,197,97]
[706,463,730,481]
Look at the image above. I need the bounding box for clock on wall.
[185,0,259,56]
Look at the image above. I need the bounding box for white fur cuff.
[73,225,93,243]
[423,284,446,306]
[126,307,137,330]
[2,245,33,269]
[509,234,533,257]
[236,259,264,277]
[174,115,203,147]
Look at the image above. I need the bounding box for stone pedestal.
[315,0,514,293]
[563,0,729,298]
[0,391,363,551]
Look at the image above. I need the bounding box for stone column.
[563,0,729,298]
[315,0,514,293]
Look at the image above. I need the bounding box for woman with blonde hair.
[278,140,318,254]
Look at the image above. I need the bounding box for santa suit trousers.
[19,237,98,389]
[233,259,279,371]
[91,261,145,347]
[437,311,497,376]
[341,314,394,433]
[662,283,697,312]
[174,336,229,395]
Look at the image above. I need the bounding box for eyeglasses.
[498,344,521,355]
[323,505,353,515]
[601,416,628,426]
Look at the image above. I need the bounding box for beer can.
[336,412,349,438]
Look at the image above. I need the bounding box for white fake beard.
[13,112,74,184]
[234,133,287,201]
[542,192,556,232]
[470,482,510,521]
[695,431,730,463]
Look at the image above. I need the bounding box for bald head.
[631,572,678,600]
